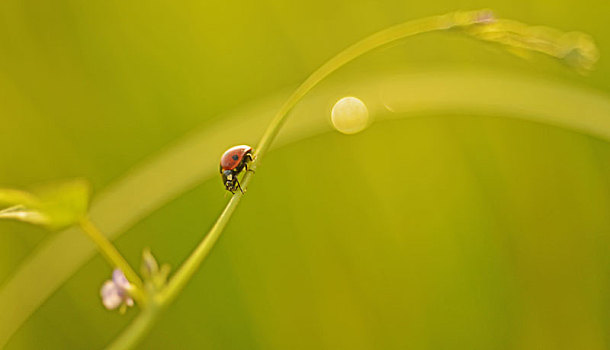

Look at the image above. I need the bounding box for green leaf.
[0,179,90,230]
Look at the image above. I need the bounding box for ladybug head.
[222,169,238,192]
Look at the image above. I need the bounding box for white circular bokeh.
[331,96,370,134]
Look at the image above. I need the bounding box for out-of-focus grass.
[1,0,610,349]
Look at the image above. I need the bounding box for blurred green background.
[1,0,610,349]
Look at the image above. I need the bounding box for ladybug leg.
[245,154,256,173]
[244,162,255,174]
[236,179,244,194]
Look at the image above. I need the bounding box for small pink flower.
[100,269,134,310]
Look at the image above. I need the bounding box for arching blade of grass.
[2,66,610,347]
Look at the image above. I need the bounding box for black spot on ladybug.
[232,154,239,161]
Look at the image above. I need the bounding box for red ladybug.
[220,145,254,193]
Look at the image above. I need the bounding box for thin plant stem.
[106,300,162,350]
[162,9,493,304]
[108,9,497,349]
[158,193,240,304]
[79,217,144,301]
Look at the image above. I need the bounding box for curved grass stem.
[107,9,519,349]
[162,8,496,304]
[106,300,162,350]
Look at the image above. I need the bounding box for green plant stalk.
[165,8,496,302]
[157,193,240,304]
[105,9,497,350]
[79,217,144,301]
[107,301,162,350]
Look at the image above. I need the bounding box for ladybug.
[220,145,254,193]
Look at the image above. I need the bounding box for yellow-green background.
[1,0,610,349]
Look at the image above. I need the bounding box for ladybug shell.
[220,145,252,171]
